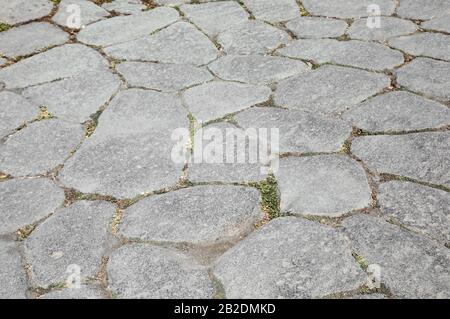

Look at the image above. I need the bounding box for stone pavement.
[0,0,449,299]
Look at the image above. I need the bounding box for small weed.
[17,224,36,240]
[250,174,281,220]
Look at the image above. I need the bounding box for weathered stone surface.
[102,0,145,15]
[214,217,366,298]
[286,17,348,39]
[180,1,249,37]
[208,55,309,84]
[116,62,212,92]
[234,107,351,153]
[389,33,450,61]
[352,132,450,187]
[348,17,418,42]
[422,14,450,33]
[155,0,190,4]
[0,240,28,299]
[52,0,109,29]
[108,244,213,298]
[217,20,291,55]
[343,214,450,299]
[302,0,396,18]
[243,0,299,22]
[345,294,387,299]
[397,0,450,20]
[0,92,38,138]
[0,178,64,235]
[278,39,404,71]
[396,58,450,100]
[104,22,218,66]
[343,91,450,132]
[0,0,53,25]
[40,285,105,299]
[183,81,271,122]
[275,155,371,216]
[25,200,115,286]
[379,181,450,245]
[275,65,389,113]
[0,120,84,176]
[0,57,7,66]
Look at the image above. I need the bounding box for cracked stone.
[52,0,109,29]
[275,155,371,216]
[352,132,450,187]
[0,0,53,25]
[302,0,396,19]
[343,91,450,132]
[275,65,389,114]
[348,17,418,42]
[389,33,450,61]
[0,178,64,235]
[217,20,291,55]
[40,285,105,299]
[0,120,84,176]
[286,17,348,39]
[208,55,309,85]
[183,81,271,122]
[278,39,404,71]
[397,0,450,20]
[422,14,450,33]
[343,214,450,299]
[107,244,213,298]
[242,0,299,23]
[104,22,218,66]
[102,0,145,15]
[0,91,39,138]
[214,217,367,298]
[0,240,28,299]
[25,200,115,287]
[116,62,213,92]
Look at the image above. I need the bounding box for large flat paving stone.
[214,217,367,298]
[343,214,450,299]
[0,178,64,235]
[52,0,109,29]
[107,244,213,298]
[275,65,389,114]
[302,0,396,19]
[286,17,348,39]
[389,33,450,61]
[242,0,300,23]
[102,0,145,15]
[422,14,450,33]
[352,132,450,187]
[0,0,53,25]
[40,285,105,299]
[347,17,418,42]
[397,0,450,20]
[0,240,28,299]
[0,91,39,138]
[25,200,115,287]
[0,120,85,176]
[343,91,450,132]
[275,155,371,216]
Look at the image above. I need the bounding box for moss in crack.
[296,1,310,16]
[50,0,61,4]
[142,0,158,10]
[17,224,36,241]
[0,22,11,33]
[36,106,54,121]
[209,270,226,299]
[64,188,119,207]
[84,110,102,137]
[0,172,10,181]
[92,0,112,5]
[351,251,369,272]
[249,174,281,220]
[110,208,123,234]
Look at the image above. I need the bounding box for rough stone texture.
[208,55,309,85]
[389,33,450,61]
[0,0,53,25]
[0,91,38,138]
[0,57,7,66]
[422,14,450,33]
[0,178,64,235]
[25,200,115,287]
[183,81,271,122]
[52,0,109,29]
[275,65,390,113]
[102,0,145,15]
[348,17,418,42]
[397,0,450,20]
[302,0,396,18]
[107,244,213,298]
[0,240,28,299]
[286,17,348,39]
[275,155,371,216]
[116,62,213,92]
[352,132,450,187]
[243,0,300,23]
[0,120,84,176]
[40,285,105,299]
[214,217,367,298]
[343,214,450,299]
[343,91,450,132]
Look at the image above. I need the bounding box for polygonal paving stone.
[378,181,450,245]
[302,0,396,19]
[275,65,390,114]
[234,107,351,153]
[208,55,309,85]
[22,70,121,123]
[389,33,450,61]
[343,91,450,132]
[102,0,145,15]
[343,214,450,299]
[278,39,404,71]
[0,178,64,235]
[396,58,450,100]
[0,0,53,25]
[116,62,213,92]
[40,285,105,299]
[25,200,115,287]
[52,0,109,29]
[0,22,68,58]
[286,17,348,39]
[217,20,291,55]
[0,120,84,176]
[104,22,218,66]
[214,217,367,298]
[0,91,38,138]
[242,0,300,23]
[397,0,450,20]
[275,155,371,216]
[120,185,263,245]
[347,17,418,42]
[107,244,213,298]
[180,1,249,37]
[422,14,450,33]
[0,240,28,299]
[352,132,450,187]
[183,81,271,122]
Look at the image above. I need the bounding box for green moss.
[352,251,369,272]
[0,22,11,33]
[249,174,281,220]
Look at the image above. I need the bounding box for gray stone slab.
[0,91,39,138]
[397,0,450,20]
[242,0,300,23]
[0,178,64,235]
[0,240,28,299]
[25,200,115,287]
[348,17,418,42]
[343,91,450,132]
[107,244,213,298]
[0,120,84,176]
[102,0,145,15]
[389,33,450,61]
[208,54,309,85]
[275,65,390,114]
[104,22,219,66]
[40,285,105,299]
[286,17,348,39]
[343,214,450,299]
[352,132,450,187]
[0,57,7,66]
[52,0,109,29]
[0,0,53,25]
[422,14,450,33]
[214,217,367,298]
[302,0,396,18]
[275,155,371,216]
